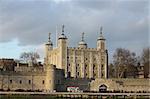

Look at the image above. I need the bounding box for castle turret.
[58,25,68,72]
[45,33,53,56]
[97,27,108,78]
[97,27,105,50]
[45,33,53,66]
[78,32,87,48]
[45,64,55,92]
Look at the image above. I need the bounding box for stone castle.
[0,26,149,92]
[45,25,108,79]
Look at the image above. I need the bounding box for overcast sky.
[0,0,149,63]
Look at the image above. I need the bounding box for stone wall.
[90,78,150,92]
[0,64,65,92]
[0,71,46,91]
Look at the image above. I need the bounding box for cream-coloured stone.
[0,30,149,92]
[44,29,108,79]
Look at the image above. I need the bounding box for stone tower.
[57,25,68,76]
[45,33,53,65]
[97,27,105,50]
[44,25,108,79]
[97,27,108,78]
[45,64,55,92]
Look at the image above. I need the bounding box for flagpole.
[56,26,58,47]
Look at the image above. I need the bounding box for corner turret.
[57,25,68,73]
[45,33,53,58]
[78,32,87,48]
[97,27,106,50]
[58,25,67,40]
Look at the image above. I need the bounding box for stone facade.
[45,26,108,79]
[0,64,64,92]
[0,26,149,92]
[90,78,150,92]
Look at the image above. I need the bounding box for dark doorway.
[67,72,71,78]
[99,84,107,92]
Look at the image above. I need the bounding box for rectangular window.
[20,80,22,84]
[29,80,31,84]
[77,72,79,76]
[42,80,45,84]
[101,64,104,70]
[102,73,104,77]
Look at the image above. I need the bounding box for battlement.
[68,47,97,51]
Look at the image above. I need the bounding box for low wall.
[90,78,150,92]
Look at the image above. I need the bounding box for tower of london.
[0,25,149,92]
[45,25,108,79]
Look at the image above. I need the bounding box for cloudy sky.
[0,0,149,63]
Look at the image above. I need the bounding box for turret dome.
[97,26,105,41]
[58,25,67,39]
[78,32,87,48]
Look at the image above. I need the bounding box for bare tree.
[141,47,150,78]
[20,52,40,64]
[108,63,115,78]
[113,48,137,78]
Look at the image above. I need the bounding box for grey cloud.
[0,0,149,61]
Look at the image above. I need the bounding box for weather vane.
[100,26,103,34]
[62,24,65,34]
[48,32,51,42]
[82,32,85,41]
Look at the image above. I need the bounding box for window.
[94,73,96,77]
[102,73,104,77]
[93,64,95,70]
[29,80,31,84]
[58,80,60,84]
[42,80,45,84]
[86,73,88,76]
[20,80,22,84]
[77,72,79,76]
[101,64,104,70]
[85,64,87,68]
[10,80,12,84]
[76,66,78,71]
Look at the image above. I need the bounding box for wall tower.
[57,25,68,76]
[45,33,53,65]
[97,27,105,50]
